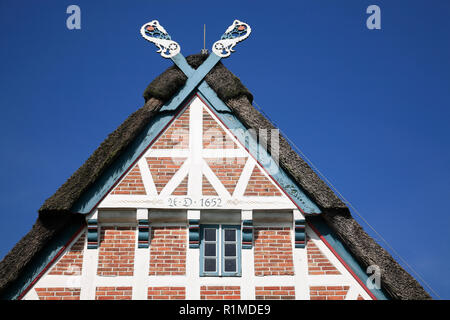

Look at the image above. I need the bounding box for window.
[200,224,241,276]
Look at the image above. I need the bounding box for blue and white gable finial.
[212,20,251,58]
[140,20,180,58]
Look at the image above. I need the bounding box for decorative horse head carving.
[140,19,251,59]
[212,20,251,58]
[140,20,180,58]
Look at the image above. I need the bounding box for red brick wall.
[35,288,80,300]
[111,165,146,195]
[200,286,240,300]
[147,157,186,194]
[172,176,188,196]
[244,166,282,196]
[205,157,247,195]
[149,226,186,275]
[255,286,295,300]
[203,109,237,149]
[202,175,218,196]
[49,233,85,275]
[307,240,340,275]
[97,227,135,276]
[147,287,186,300]
[254,227,294,276]
[309,286,349,300]
[153,107,190,149]
[95,287,132,300]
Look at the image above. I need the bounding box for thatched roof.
[0,53,431,299]
[0,213,84,297]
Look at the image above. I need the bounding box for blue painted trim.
[221,225,241,277]
[200,224,220,277]
[0,221,85,300]
[189,219,200,249]
[87,219,98,249]
[160,53,221,112]
[172,53,231,113]
[198,81,231,112]
[171,53,232,113]
[196,89,322,214]
[308,216,390,300]
[242,220,253,249]
[171,53,192,75]
[71,112,175,214]
[294,219,306,248]
[138,219,149,249]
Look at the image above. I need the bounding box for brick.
[309,286,349,300]
[36,288,80,300]
[97,227,135,276]
[111,165,146,195]
[203,109,238,149]
[147,157,187,194]
[153,107,190,149]
[172,175,188,196]
[202,175,218,196]
[244,166,282,196]
[254,227,294,276]
[49,233,85,276]
[149,227,186,275]
[307,239,340,275]
[255,286,295,300]
[205,157,247,195]
[200,286,240,300]
[148,287,186,300]
[95,287,132,300]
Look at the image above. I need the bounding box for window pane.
[204,228,216,241]
[204,258,216,272]
[224,258,236,272]
[205,243,216,257]
[224,243,236,257]
[224,229,236,241]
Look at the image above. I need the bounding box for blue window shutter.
[295,219,306,248]
[242,220,253,249]
[138,219,149,248]
[87,219,98,249]
[189,219,200,248]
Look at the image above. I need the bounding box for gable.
[99,95,300,211]
[61,50,322,216]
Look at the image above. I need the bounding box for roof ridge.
[143,53,253,104]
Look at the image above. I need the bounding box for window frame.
[200,224,220,276]
[200,224,241,277]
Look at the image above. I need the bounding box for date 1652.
[167,197,222,208]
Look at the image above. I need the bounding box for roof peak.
[142,52,253,104]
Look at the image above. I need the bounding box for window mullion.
[215,226,219,276]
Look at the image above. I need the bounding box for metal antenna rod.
[201,24,208,54]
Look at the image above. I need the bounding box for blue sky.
[0,1,449,299]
